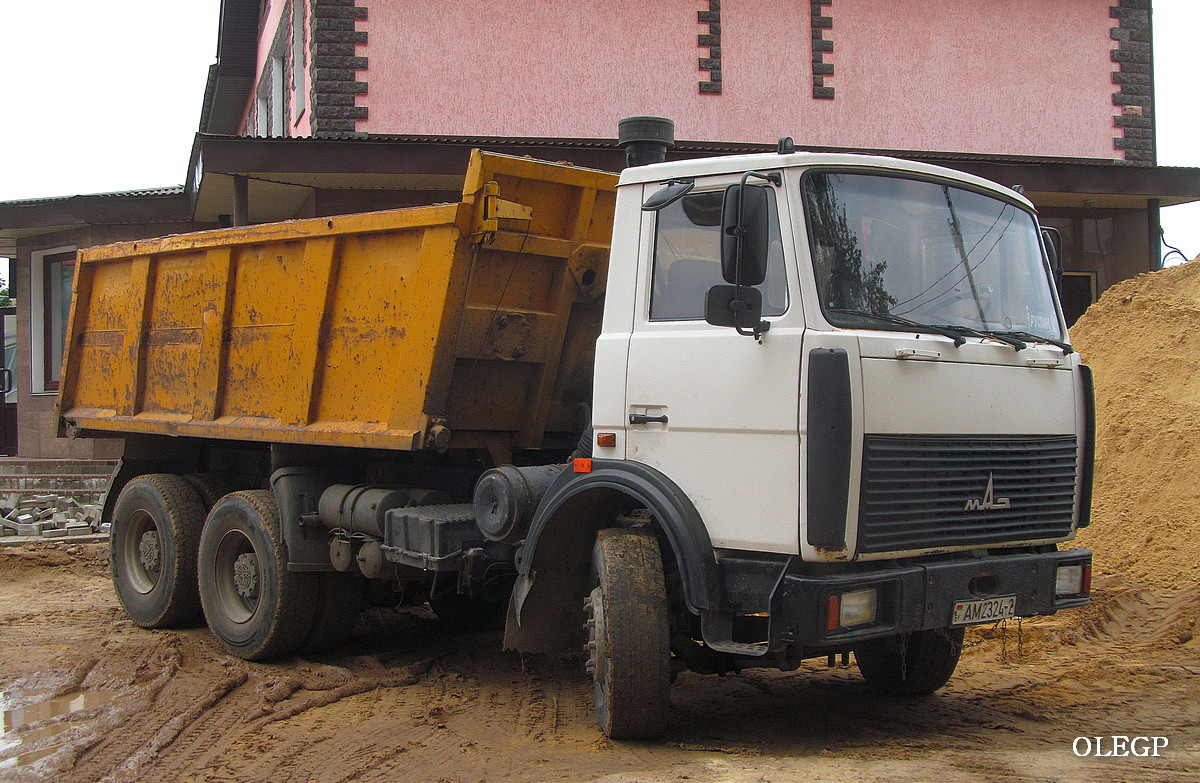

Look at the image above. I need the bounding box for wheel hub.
[137,531,161,573]
[232,552,259,599]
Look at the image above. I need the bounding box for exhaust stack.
[618,116,675,168]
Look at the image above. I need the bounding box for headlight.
[828,588,878,630]
[1055,563,1091,596]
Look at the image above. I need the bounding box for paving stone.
[42,528,69,538]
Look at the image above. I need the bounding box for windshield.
[802,171,1063,341]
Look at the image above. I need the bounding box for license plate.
[951,595,1017,626]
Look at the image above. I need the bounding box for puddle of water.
[0,689,114,769]
[0,744,61,769]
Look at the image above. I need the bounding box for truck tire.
[111,474,207,628]
[585,528,671,739]
[198,491,319,661]
[184,472,238,512]
[854,627,965,696]
[302,572,365,654]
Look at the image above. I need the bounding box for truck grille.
[857,435,1078,554]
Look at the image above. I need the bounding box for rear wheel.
[110,474,206,628]
[854,627,965,696]
[198,490,318,660]
[585,528,671,739]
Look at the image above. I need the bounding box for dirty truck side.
[59,133,1093,740]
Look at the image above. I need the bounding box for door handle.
[0,367,12,395]
[629,413,668,425]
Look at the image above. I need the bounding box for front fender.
[518,459,720,616]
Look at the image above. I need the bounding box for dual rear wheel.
[111,478,362,660]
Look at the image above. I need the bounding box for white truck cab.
[595,150,1090,562]
[508,133,1093,738]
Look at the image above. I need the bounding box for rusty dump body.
[58,151,618,456]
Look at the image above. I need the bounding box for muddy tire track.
[3,546,1199,783]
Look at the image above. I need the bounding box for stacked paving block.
[0,460,115,539]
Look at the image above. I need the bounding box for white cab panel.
[624,324,804,552]
[860,358,1076,435]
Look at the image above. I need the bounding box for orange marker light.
[826,594,841,632]
[596,432,616,448]
[573,458,593,473]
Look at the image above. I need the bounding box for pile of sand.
[1070,261,1200,588]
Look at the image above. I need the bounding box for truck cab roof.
[617,151,1037,211]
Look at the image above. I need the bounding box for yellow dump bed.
[58,151,617,455]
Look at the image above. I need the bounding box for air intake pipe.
[618,116,675,168]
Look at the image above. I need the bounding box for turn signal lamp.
[596,432,616,448]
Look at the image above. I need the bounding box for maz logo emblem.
[965,473,1011,511]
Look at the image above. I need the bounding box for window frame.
[798,166,1059,338]
[647,185,789,322]
[30,245,76,394]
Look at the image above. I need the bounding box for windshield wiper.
[828,309,967,347]
[928,324,1027,351]
[990,330,1074,355]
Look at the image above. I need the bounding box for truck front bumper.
[726,548,1091,651]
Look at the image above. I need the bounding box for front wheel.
[198,491,318,660]
[854,627,965,696]
[585,528,671,739]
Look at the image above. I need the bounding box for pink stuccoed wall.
[240,0,312,137]
[355,0,1118,160]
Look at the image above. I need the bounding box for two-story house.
[2,0,1198,459]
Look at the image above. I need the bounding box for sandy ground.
[0,542,1197,783]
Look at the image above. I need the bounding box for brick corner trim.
[311,0,369,136]
[812,1,834,99]
[1110,0,1154,164]
[698,1,722,94]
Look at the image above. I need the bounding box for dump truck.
[59,117,1093,739]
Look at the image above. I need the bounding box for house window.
[1060,271,1097,327]
[292,0,307,123]
[270,55,286,136]
[254,34,288,136]
[30,246,76,393]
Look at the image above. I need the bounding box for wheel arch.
[504,459,721,654]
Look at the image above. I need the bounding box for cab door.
[622,178,805,554]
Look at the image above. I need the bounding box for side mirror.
[705,285,763,328]
[721,184,771,286]
[1041,226,1063,292]
[642,180,694,211]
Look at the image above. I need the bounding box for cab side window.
[649,190,788,321]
